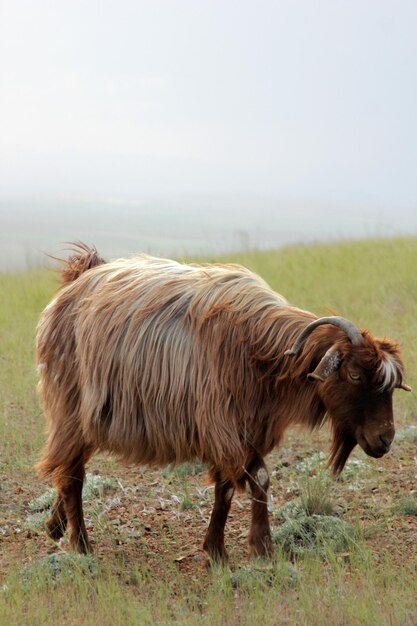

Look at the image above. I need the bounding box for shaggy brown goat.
[36,244,410,559]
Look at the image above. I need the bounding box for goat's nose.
[379,435,392,450]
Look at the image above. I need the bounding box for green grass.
[0,268,57,470]
[2,549,416,625]
[1,236,417,625]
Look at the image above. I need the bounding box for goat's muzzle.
[356,429,395,458]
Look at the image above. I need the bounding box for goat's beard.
[327,431,357,476]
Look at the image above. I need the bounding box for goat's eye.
[348,371,361,383]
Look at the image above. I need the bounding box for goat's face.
[352,391,395,458]
[307,335,409,472]
[322,369,396,458]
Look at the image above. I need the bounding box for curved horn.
[284,316,364,357]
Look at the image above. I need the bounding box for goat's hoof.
[73,543,93,555]
[203,546,229,569]
[70,536,93,554]
[249,538,274,560]
[45,516,67,541]
[78,542,93,555]
[204,555,229,572]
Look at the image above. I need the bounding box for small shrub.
[275,470,337,524]
[6,553,99,592]
[179,485,194,511]
[338,458,369,482]
[300,473,336,517]
[294,452,369,483]
[295,451,327,474]
[231,561,298,591]
[396,425,417,443]
[275,496,340,525]
[28,488,56,512]
[23,511,49,531]
[395,497,417,516]
[81,474,118,499]
[272,514,352,559]
[274,499,306,523]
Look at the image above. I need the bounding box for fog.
[1,196,415,271]
[1,1,416,269]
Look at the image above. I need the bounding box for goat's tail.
[53,242,106,284]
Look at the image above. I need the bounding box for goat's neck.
[269,315,338,431]
[278,374,326,430]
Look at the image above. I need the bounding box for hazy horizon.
[1,194,416,270]
[1,0,416,268]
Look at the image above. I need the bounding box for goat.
[36,244,410,560]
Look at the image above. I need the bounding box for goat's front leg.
[203,473,234,562]
[246,456,273,558]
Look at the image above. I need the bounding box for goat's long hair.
[36,245,405,484]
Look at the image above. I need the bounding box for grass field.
[1,237,416,625]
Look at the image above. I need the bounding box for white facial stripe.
[256,467,269,488]
[378,353,401,390]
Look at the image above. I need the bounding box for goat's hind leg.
[46,494,67,540]
[42,448,93,554]
[58,452,92,554]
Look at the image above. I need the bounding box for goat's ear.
[307,348,342,382]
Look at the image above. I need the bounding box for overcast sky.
[0,0,416,212]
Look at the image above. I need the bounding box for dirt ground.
[1,425,416,583]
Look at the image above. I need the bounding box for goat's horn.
[397,382,412,392]
[284,316,363,357]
